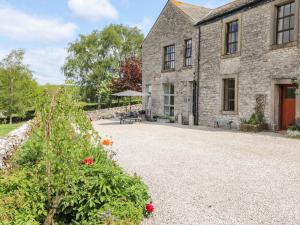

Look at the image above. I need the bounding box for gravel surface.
[93,120,300,225]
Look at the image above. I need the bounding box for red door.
[280,85,296,130]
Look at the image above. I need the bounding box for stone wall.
[0,123,32,169]
[198,1,300,129]
[142,2,199,123]
[87,104,143,121]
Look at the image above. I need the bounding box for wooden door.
[281,85,296,130]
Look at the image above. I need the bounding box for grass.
[0,122,25,137]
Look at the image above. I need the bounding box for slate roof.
[171,0,267,25]
[197,0,266,25]
[170,0,211,22]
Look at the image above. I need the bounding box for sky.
[0,0,230,84]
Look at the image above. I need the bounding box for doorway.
[280,85,296,130]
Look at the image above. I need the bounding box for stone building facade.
[142,0,210,124]
[142,0,300,130]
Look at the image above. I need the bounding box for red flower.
[82,157,94,165]
[146,202,154,213]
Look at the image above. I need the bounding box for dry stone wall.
[87,104,142,121]
[0,123,32,169]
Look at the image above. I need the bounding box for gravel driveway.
[93,120,300,225]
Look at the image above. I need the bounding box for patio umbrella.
[112,90,149,112]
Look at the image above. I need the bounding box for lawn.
[0,122,24,137]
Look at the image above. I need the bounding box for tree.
[63,24,144,105]
[0,49,38,124]
[111,58,142,92]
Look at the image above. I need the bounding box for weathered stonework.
[87,104,142,121]
[143,0,300,130]
[0,123,32,169]
[198,0,300,129]
[142,1,209,124]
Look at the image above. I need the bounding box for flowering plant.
[82,156,94,165]
[102,138,113,146]
[144,201,154,218]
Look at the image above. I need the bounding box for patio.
[93,119,300,225]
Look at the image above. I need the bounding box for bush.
[288,124,300,132]
[0,86,150,225]
[241,112,265,125]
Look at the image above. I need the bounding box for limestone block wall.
[199,1,300,128]
[142,2,198,122]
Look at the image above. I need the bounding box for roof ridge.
[170,0,211,10]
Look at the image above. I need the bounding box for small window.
[163,83,175,116]
[164,45,175,70]
[276,2,295,44]
[184,39,192,67]
[286,87,296,99]
[223,79,235,111]
[226,21,239,54]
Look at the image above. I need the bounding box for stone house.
[142,0,300,130]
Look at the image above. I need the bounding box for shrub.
[0,86,150,225]
[288,124,300,132]
[241,112,265,125]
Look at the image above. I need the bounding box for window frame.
[220,75,238,114]
[271,0,299,49]
[223,78,236,112]
[226,20,239,55]
[163,44,175,71]
[163,83,175,117]
[184,39,193,67]
[276,1,295,45]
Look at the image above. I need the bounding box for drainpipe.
[195,26,201,126]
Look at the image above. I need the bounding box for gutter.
[196,0,269,26]
[195,26,201,126]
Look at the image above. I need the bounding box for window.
[163,83,175,116]
[223,79,235,111]
[276,2,295,44]
[226,21,239,54]
[184,39,192,66]
[164,45,175,70]
[286,86,296,99]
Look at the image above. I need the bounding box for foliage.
[0,49,39,124]
[0,86,150,224]
[241,112,265,125]
[288,124,300,132]
[63,24,144,103]
[111,58,142,93]
[0,122,25,137]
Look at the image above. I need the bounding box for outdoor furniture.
[112,90,149,124]
[214,118,234,129]
[120,112,142,124]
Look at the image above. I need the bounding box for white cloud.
[25,47,67,84]
[134,17,153,35]
[68,0,118,22]
[0,4,77,43]
[0,47,66,84]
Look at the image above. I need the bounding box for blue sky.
[0,0,230,84]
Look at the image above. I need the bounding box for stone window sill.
[271,41,297,50]
[161,69,175,73]
[221,52,241,59]
[182,65,193,70]
[221,111,238,115]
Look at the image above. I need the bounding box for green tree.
[0,49,38,124]
[63,24,144,106]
